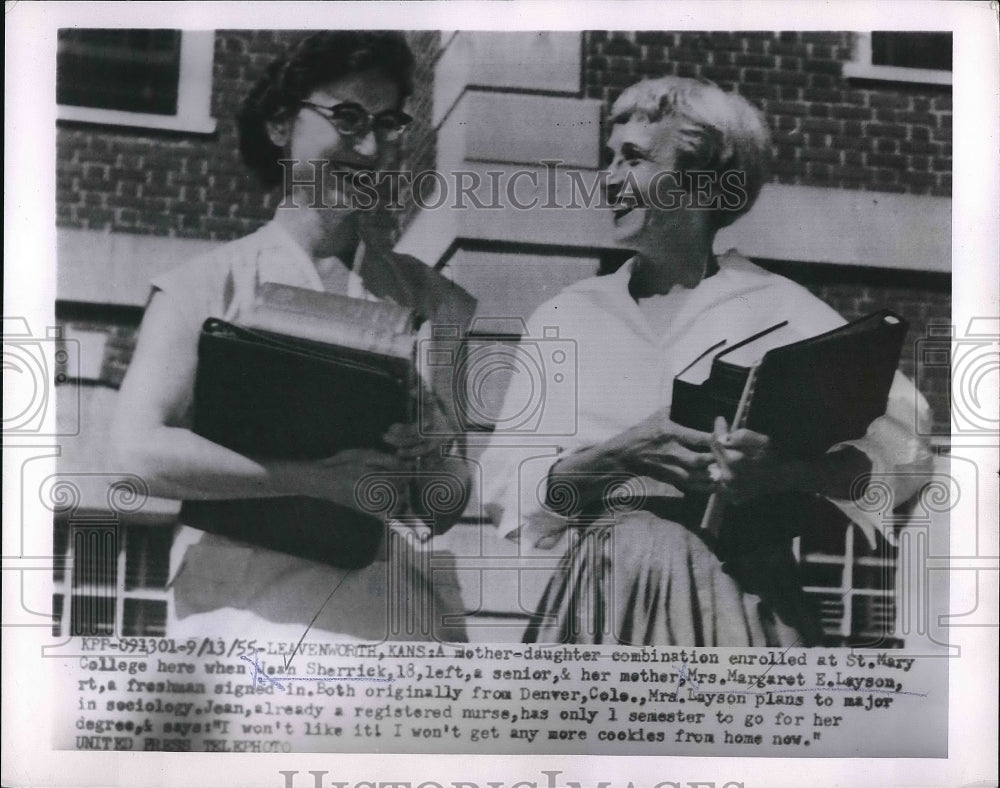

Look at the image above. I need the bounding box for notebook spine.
[732,363,761,430]
[700,362,761,538]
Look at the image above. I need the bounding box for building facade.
[52,30,952,643]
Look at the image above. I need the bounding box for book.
[670,310,908,548]
[672,310,907,457]
[180,284,428,567]
[190,283,424,459]
[244,282,421,359]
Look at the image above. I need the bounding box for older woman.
[113,32,474,642]
[482,76,931,647]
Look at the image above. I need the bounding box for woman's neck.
[273,205,359,267]
[628,229,716,299]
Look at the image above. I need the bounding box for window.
[843,32,952,86]
[52,517,172,639]
[799,525,901,647]
[57,29,216,133]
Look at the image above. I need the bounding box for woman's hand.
[711,424,793,503]
[382,388,457,466]
[382,423,450,465]
[545,408,718,517]
[382,409,472,533]
[293,448,406,509]
[710,419,873,503]
[614,408,718,492]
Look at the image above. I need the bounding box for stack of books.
[180,284,427,567]
[670,310,908,549]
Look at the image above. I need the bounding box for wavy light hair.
[611,76,771,228]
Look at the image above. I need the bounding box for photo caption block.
[55,638,948,756]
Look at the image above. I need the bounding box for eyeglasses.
[299,100,412,141]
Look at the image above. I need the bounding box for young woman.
[113,32,474,643]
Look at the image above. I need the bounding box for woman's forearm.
[550,434,873,511]
[545,414,719,515]
[545,437,634,516]
[113,424,309,501]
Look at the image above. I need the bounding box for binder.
[179,286,424,568]
[672,310,908,458]
[188,317,414,460]
[670,310,909,553]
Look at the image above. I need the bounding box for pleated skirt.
[524,511,821,647]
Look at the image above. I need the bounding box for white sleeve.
[826,370,935,547]
[477,303,581,546]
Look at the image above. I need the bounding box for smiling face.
[604,113,683,250]
[268,69,403,212]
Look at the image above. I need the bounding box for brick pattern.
[55,30,952,430]
[585,31,952,196]
[58,30,296,238]
[58,30,953,239]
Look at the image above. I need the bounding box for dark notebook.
[180,286,423,568]
[670,310,908,554]
[189,317,414,459]
[672,310,908,457]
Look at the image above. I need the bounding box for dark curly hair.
[237,31,415,188]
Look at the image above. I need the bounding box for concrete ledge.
[396,162,610,266]
[717,184,951,273]
[400,174,952,275]
[455,92,602,170]
[57,183,950,311]
[434,32,583,127]
[446,247,600,321]
[58,228,218,306]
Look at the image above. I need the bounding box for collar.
[571,250,775,345]
[256,218,326,291]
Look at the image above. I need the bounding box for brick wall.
[57,30,952,234]
[58,30,289,238]
[585,31,952,197]
[56,30,438,241]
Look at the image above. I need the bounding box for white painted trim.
[844,32,952,86]
[57,31,217,134]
